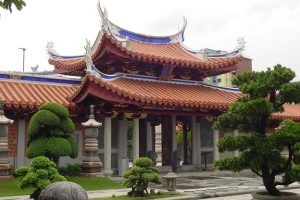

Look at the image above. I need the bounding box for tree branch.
[271,145,293,176]
[250,166,262,177]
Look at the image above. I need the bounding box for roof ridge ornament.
[235,37,246,52]
[97,0,110,33]
[84,39,94,72]
[171,17,187,43]
[46,41,58,59]
[97,0,186,44]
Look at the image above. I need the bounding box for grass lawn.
[0,176,124,197]
[67,176,124,191]
[0,178,33,197]
[91,194,177,200]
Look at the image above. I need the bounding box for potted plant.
[214,65,300,199]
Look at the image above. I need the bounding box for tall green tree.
[214,64,300,196]
[27,102,78,166]
[0,0,26,12]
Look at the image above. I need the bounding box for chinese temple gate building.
[1,1,300,175]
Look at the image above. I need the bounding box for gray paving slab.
[1,171,300,200]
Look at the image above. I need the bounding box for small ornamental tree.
[27,102,78,166]
[214,65,300,196]
[15,156,66,199]
[123,157,161,197]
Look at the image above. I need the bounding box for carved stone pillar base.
[0,163,12,180]
[80,161,103,177]
[102,169,113,176]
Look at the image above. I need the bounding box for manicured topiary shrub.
[123,157,161,197]
[15,156,66,200]
[27,102,77,166]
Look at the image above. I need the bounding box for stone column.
[103,116,113,176]
[182,124,188,165]
[0,101,13,180]
[132,117,139,162]
[146,121,152,152]
[16,119,25,167]
[171,115,177,154]
[191,116,198,166]
[233,130,239,157]
[155,124,162,166]
[118,115,128,176]
[81,105,103,177]
[196,120,201,169]
[213,129,220,162]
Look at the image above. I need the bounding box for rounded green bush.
[60,117,75,133]
[27,138,48,158]
[46,137,73,157]
[28,114,41,137]
[66,137,78,158]
[134,157,153,168]
[40,102,69,118]
[123,157,161,196]
[49,129,64,137]
[15,156,66,199]
[27,102,77,165]
[27,137,72,158]
[34,110,60,127]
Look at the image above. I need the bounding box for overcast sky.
[0,0,299,80]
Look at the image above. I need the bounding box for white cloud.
[0,0,299,80]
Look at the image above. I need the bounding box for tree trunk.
[53,156,60,168]
[263,175,281,196]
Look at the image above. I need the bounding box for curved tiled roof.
[49,32,241,74]
[0,80,78,109]
[0,74,300,122]
[71,74,243,110]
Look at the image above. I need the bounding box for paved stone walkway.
[1,171,300,199]
[207,188,300,200]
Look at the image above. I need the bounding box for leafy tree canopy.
[0,0,26,12]
[213,64,300,196]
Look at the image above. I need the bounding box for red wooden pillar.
[139,119,147,157]
[161,115,172,166]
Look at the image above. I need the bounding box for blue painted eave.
[0,73,82,85]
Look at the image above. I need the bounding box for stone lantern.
[163,170,179,194]
[0,101,14,180]
[80,105,103,176]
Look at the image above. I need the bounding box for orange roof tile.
[71,74,243,110]
[0,80,78,109]
[272,104,300,121]
[49,33,241,74]
[1,76,300,122]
